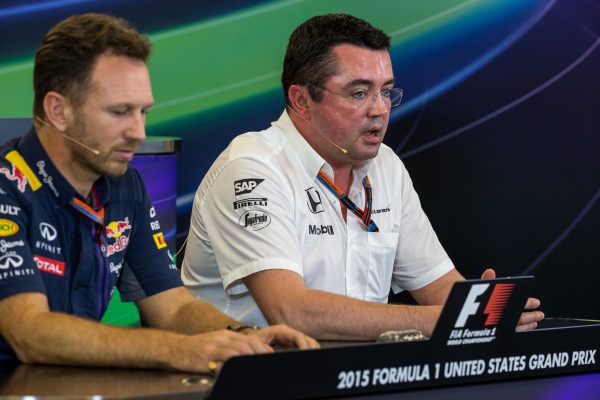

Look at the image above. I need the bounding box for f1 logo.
[455,284,489,328]
[454,283,515,328]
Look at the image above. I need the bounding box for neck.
[36,125,97,198]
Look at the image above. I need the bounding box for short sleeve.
[195,157,304,295]
[122,168,182,297]
[391,159,454,292]
[0,173,46,300]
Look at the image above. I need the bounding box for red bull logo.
[105,217,131,239]
[0,165,28,193]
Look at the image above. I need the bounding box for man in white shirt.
[181,13,544,340]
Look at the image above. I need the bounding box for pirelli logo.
[233,198,268,210]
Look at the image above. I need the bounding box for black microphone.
[287,106,349,155]
[34,115,101,156]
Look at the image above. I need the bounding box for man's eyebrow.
[343,78,396,89]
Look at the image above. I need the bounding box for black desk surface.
[1,319,599,399]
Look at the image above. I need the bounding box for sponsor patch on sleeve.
[153,232,167,249]
[0,218,19,237]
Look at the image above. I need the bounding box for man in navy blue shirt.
[0,13,317,373]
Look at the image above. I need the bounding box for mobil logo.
[105,217,132,239]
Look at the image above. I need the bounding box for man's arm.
[0,290,316,373]
[244,269,464,340]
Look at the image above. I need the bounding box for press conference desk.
[1,319,599,400]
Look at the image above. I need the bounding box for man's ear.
[287,84,311,119]
[43,91,73,132]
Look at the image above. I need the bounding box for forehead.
[328,44,393,86]
[85,54,152,104]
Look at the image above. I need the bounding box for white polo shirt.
[181,111,453,327]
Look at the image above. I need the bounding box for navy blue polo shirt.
[0,128,183,360]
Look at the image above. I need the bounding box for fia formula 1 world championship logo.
[448,283,515,346]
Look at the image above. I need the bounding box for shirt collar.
[17,127,109,206]
[274,110,373,181]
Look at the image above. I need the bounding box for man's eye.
[381,88,392,98]
[111,109,128,116]
[350,91,368,100]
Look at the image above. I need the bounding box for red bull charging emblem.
[105,217,132,239]
[0,165,28,193]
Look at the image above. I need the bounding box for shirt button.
[330,198,336,205]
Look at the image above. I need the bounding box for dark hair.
[282,13,390,106]
[33,13,151,118]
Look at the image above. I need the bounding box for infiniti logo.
[40,222,57,241]
[0,253,23,269]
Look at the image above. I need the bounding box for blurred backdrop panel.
[0,0,598,319]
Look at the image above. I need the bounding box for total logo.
[234,178,264,195]
[33,254,65,277]
[105,217,131,239]
[447,283,515,346]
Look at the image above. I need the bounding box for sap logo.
[233,198,268,210]
[0,204,20,216]
[39,222,57,241]
[305,187,324,214]
[455,283,515,328]
[33,254,65,277]
[0,253,23,269]
[0,218,19,237]
[234,179,264,195]
[308,224,334,235]
[238,210,271,231]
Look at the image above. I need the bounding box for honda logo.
[0,253,23,269]
[39,222,57,241]
[305,187,324,214]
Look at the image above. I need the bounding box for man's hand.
[480,268,545,332]
[245,324,320,350]
[174,326,319,373]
